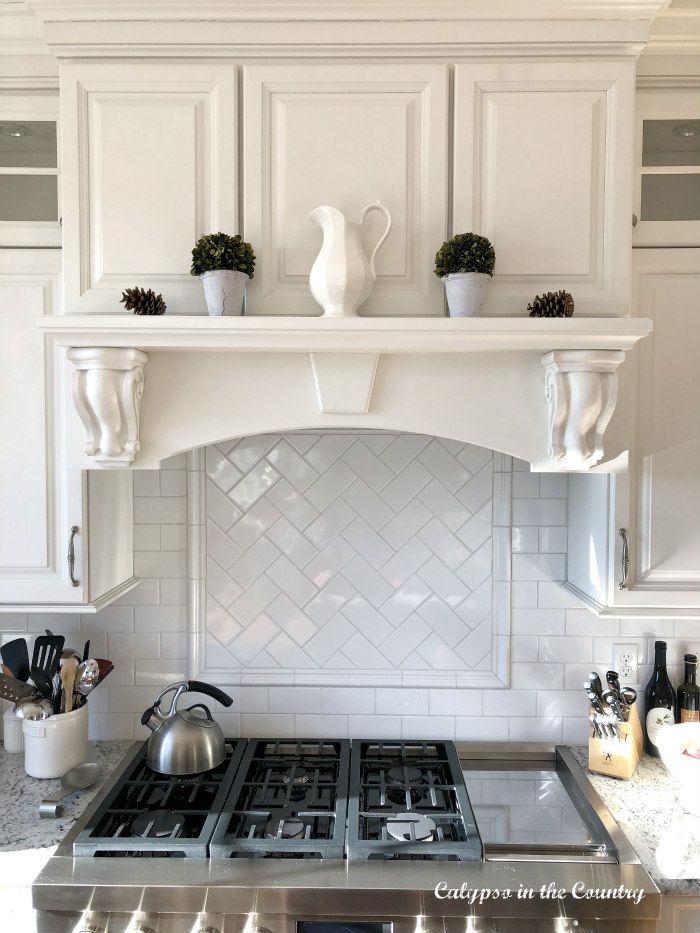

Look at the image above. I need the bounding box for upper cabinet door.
[61,63,237,314]
[633,88,700,248]
[243,64,448,316]
[454,62,634,316]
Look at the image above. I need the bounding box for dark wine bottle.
[677,653,700,724]
[644,640,676,756]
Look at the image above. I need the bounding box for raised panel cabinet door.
[61,63,237,314]
[243,63,448,316]
[0,250,85,605]
[633,249,700,591]
[454,61,634,316]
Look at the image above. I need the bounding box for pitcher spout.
[309,204,346,237]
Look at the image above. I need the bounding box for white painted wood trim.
[39,314,653,352]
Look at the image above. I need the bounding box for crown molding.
[25,0,672,24]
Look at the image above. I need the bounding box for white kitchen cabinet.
[566,249,700,617]
[453,61,635,316]
[633,87,700,248]
[0,249,135,611]
[242,63,448,316]
[0,92,61,248]
[60,63,237,314]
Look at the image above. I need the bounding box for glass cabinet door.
[634,88,700,247]
[0,94,60,247]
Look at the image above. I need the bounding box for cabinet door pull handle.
[618,527,629,590]
[68,525,80,588]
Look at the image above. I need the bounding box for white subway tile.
[108,685,165,713]
[511,526,539,553]
[115,578,160,606]
[511,662,565,690]
[322,687,374,714]
[539,635,592,663]
[87,606,134,632]
[88,713,134,740]
[565,609,616,636]
[108,632,160,660]
[511,636,539,662]
[134,659,187,685]
[349,715,402,738]
[509,717,563,742]
[539,474,568,499]
[160,632,188,658]
[537,582,582,609]
[539,526,567,553]
[483,689,536,717]
[269,687,323,713]
[511,581,538,608]
[160,470,187,497]
[512,553,565,582]
[402,715,454,740]
[161,453,187,469]
[376,688,429,715]
[134,605,186,631]
[295,714,349,737]
[512,472,539,498]
[134,525,160,551]
[158,578,186,605]
[512,609,566,636]
[428,689,482,716]
[160,524,187,551]
[563,717,590,745]
[455,717,508,741]
[536,689,588,718]
[513,499,566,526]
[134,496,186,524]
[134,550,187,578]
[241,713,294,737]
[133,470,160,497]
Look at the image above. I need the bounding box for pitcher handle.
[360,201,392,281]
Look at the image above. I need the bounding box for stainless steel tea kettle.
[140,680,233,775]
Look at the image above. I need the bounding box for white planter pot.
[200,270,248,317]
[443,272,491,317]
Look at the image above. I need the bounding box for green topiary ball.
[190,232,256,279]
[434,232,495,278]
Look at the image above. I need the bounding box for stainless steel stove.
[33,742,661,933]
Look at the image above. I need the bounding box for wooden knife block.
[588,704,644,780]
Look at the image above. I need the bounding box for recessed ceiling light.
[0,123,31,138]
[673,122,700,138]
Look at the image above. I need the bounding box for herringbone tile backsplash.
[202,433,502,682]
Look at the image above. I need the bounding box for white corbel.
[541,349,625,470]
[67,347,148,467]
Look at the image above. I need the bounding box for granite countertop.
[0,740,697,906]
[571,746,700,896]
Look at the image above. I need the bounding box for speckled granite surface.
[571,746,700,895]
[1,740,697,899]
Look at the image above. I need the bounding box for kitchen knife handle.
[68,525,80,588]
[618,528,629,590]
[187,681,233,708]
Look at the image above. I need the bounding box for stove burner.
[282,767,309,785]
[386,766,423,785]
[264,817,305,840]
[386,812,436,843]
[131,811,185,839]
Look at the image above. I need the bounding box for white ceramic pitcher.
[309,202,392,317]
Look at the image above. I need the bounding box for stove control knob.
[75,914,108,933]
[132,924,156,933]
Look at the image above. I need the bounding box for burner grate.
[211,739,350,859]
[73,740,246,858]
[346,740,482,861]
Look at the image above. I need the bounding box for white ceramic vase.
[200,269,248,316]
[443,272,491,317]
[309,202,392,317]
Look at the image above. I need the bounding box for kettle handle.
[187,680,234,708]
[141,681,189,726]
[360,201,392,281]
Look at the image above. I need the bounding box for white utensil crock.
[443,272,490,317]
[22,703,88,779]
[200,269,248,317]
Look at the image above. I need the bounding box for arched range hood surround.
[38,315,652,472]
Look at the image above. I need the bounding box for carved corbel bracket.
[541,349,625,470]
[67,347,148,467]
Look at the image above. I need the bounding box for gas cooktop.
[72,737,482,861]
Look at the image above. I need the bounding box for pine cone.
[527,290,574,318]
[120,287,166,316]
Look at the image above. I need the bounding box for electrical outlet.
[613,643,639,685]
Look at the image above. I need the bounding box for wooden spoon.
[60,657,77,714]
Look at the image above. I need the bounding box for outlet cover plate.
[613,643,638,685]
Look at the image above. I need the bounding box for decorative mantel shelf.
[39,315,653,472]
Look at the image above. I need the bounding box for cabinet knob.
[68,525,80,587]
[618,527,629,590]
[632,213,638,227]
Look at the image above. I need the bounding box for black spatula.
[31,634,65,681]
[0,638,30,682]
